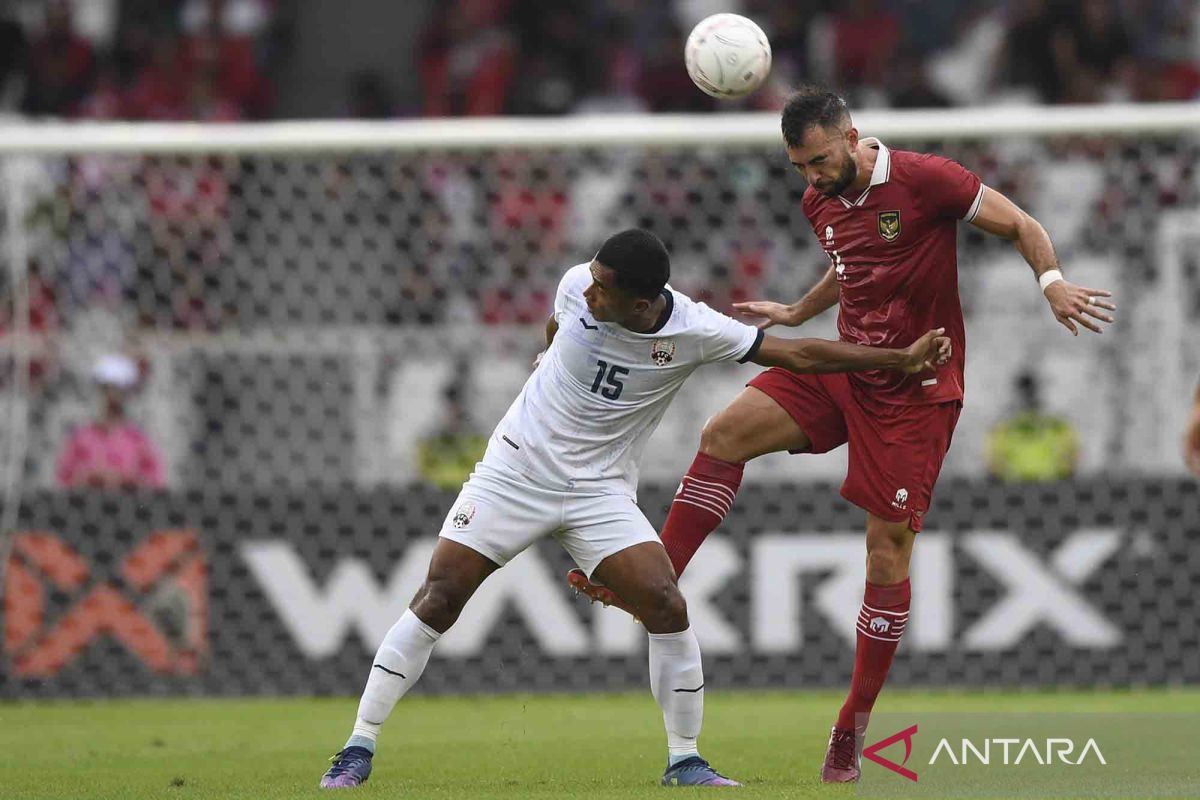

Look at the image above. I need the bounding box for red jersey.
[802,139,983,406]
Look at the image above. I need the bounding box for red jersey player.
[567,87,1117,782]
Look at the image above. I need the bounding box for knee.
[865,523,912,584]
[639,582,689,634]
[865,546,904,583]
[699,412,743,461]
[410,576,469,633]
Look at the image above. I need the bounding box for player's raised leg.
[821,513,914,783]
[661,386,810,575]
[590,542,740,787]
[320,539,498,789]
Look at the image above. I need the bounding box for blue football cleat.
[661,756,741,787]
[319,746,373,788]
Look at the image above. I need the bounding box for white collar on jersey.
[838,137,891,209]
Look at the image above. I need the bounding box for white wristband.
[1038,270,1064,293]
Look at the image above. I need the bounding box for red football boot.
[566,569,640,621]
[820,726,862,783]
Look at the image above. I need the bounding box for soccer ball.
[684,13,771,99]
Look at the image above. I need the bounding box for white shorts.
[437,461,661,579]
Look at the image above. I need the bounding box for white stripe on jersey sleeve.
[963,184,986,223]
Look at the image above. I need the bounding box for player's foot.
[820,726,862,783]
[661,755,741,787]
[319,746,373,788]
[566,568,639,620]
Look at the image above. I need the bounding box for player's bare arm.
[751,329,951,376]
[732,264,840,330]
[1184,381,1200,477]
[969,187,1117,336]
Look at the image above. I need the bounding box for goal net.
[1,107,1197,697]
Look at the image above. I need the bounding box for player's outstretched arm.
[750,329,952,375]
[969,187,1116,336]
[733,265,840,330]
[1185,382,1200,477]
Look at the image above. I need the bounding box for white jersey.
[482,263,763,497]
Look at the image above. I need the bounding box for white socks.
[648,627,704,763]
[346,609,441,751]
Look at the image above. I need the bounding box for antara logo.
[864,724,1108,783]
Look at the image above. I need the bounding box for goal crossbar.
[0,103,1196,154]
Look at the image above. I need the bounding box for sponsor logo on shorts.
[825,225,834,244]
[452,502,476,529]
[892,488,909,510]
[651,338,676,366]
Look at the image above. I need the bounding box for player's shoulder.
[890,148,970,181]
[663,287,736,335]
[558,261,592,290]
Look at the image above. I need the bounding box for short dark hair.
[781,86,851,147]
[595,228,670,300]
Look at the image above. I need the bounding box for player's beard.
[818,157,858,197]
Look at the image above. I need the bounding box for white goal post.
[0,102,1197,154]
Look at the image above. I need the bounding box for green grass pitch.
[2,688,1196,799]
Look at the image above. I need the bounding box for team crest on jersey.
[451,502,476,529]
[878,210,901,242]
[650,338,676,366]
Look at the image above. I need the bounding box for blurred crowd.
[0,0,282,121]
[2,0,1197,123]
[408,0,1200,116]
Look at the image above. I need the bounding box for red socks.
[836,578,911,732]
[660,452,744,576]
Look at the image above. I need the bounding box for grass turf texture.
[2,688,1196,799]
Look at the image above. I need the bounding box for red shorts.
[747,369,961,531]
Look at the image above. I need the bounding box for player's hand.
[1044,280,1116,336]
[732,300,800,330]
[1185,412,1200,478]
[900,328,951,374]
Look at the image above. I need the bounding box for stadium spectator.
[0,5,26,108]
[56,353,166,489]
[1058,0,1136,102]
[417,363,489,490]
[0,258,60,390]
[21,0,94,116]
[987,370,1080,482]
[997,0,1070,103]
[508,2,588,115]
[890,50,953,108]
[180,12,271,118]
[830,0,902,97]
[420,0,516,117]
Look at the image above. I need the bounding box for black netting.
[0,133,1197,696]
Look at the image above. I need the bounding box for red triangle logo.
[863,723,919,782]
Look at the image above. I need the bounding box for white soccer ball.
[684,13,771,99]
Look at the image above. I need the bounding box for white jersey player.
[320,229,950,790]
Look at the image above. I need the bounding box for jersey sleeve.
[553,263,592,323]
[695,303,764,365]
[919,155,985,222]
